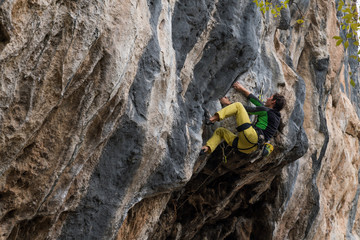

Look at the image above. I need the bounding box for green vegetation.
[253,0,359,88]
[253,0,289,17]
[333,0,358,87]
[333,0,359,60]
[253,0,359,56]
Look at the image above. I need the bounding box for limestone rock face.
[0,0,359,239]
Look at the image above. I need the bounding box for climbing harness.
[233,123,265,150]
[232,122,275,161]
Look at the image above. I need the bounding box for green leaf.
[349,71,353,75]
[346,33,353,38]
[350,79,356,88]
[351,23,359,32]
[344,8,352,14]
[296,19,304,24]
[354,41,359,46]
[336,39,343,46]
[343,14,353,21]
[342,25,346,30]
[338,0,344,11]
[339,0,345,7]
[344,40,349,49]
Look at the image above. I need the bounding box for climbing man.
[201,82,286,155]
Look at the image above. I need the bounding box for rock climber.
[200,82,286,155]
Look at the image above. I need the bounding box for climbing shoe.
[262,143,274,157]
[205,120,214,125]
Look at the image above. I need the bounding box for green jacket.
[245,94,281,141]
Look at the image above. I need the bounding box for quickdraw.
[258,82,265,103]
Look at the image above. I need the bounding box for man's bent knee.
[214,127,227,135]
[233,102,245,109]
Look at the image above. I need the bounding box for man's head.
[265,93,286,111]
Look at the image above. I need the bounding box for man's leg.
[217,102,259,153]
[203,102,256,154]
[216,102,251,126]
[205,127,237,153]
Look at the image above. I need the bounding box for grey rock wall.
[0,0,359,240]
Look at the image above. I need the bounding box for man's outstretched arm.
[233,82,263,106]
[233,82,251,97]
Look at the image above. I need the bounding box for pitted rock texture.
[0,0,359,240]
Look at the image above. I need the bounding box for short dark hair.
[273,93,286,111]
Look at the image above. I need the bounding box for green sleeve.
[247,93,263,106]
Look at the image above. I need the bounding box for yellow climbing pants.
[206,102,258,154]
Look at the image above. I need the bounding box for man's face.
[265,95,276,107]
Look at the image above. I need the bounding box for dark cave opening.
[0,22,10,52]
